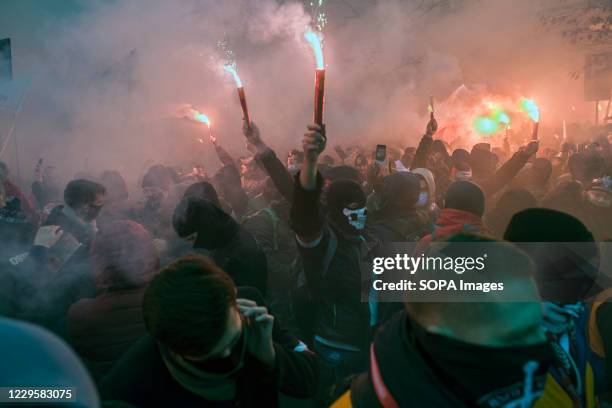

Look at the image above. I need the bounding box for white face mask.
[342,207,367,230]
[415,192,428,208]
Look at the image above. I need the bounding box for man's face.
[78,193,105,222]
[189,307,243,361]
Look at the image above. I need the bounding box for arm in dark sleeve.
[218,164,249,217]
[410,134,433,170]
[238,287,318,398]
[214,143,237,168]
[255,148,294,203]
[480,151,530,197]
[290,172,324,241]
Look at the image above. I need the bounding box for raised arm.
[290,124,326,244]
[244,122,294,203]
[410,117,438,170]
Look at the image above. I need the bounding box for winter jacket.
[67,288,148,381]
[291,173,375,351]
[331,312,589,408]
[212,228,269,296]
[99,287,318,408]
[255,148,294,203]
[242,202,299,331]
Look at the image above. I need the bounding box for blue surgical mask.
[416,192,428,208]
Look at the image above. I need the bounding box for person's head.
[378,172,420,217]
[182,181,221,208]
[91,220,159,292]
[173,196,239,250]
[411,168,436,209]
[469,146,495,180]
[451,148,470,166]
[322,154,335,166]
[405,235,543,347]
[64,179,106,222]
[325,165,362,184]
[0,317,99,408]
[0,161,8,182]
[326,179,367,234]
[142,164,175,192]
[568,150,604,184]
[100,170,129,204]
[504,208,600,305]
[444,180,485,217]
[541,180,583,217]
[143,255,241,361]
[450,161,472,181]
[287,149,304,173]
[487,188,536,237]
[354,153,368,174]
[584,178,612,209]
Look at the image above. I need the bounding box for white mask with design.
[342,207,367,230]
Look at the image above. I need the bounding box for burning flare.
[519,98,540,123]
[304,29,325,70]
[223,64,243,88]
[178,105,215,143]
[305,28,326,126]
[223,63,251,128]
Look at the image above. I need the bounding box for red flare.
[314,69,325,126]
[237,87,251,129]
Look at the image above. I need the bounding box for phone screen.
[375,144,387,162]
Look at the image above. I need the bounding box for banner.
[0,38,11,81]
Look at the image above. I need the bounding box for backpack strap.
[369,344,399,408]
[322,227,338,278]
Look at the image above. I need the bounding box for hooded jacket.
[291,173,376,350]
[370,173,427,242]
[173,197,268,294]
[332,312,583,408]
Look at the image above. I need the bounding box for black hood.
[325,179,366,236]
[376,172,420,220]
[173,197,240,250]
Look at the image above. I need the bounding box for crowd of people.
[0,113,611,407]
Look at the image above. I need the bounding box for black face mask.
[144,192,165,212]
[83,204,103,222]
[411,320,555,407]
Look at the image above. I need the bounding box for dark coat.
[67,288,147,381]
[99,287,318,408]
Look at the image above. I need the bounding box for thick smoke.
[0,0,594,187]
